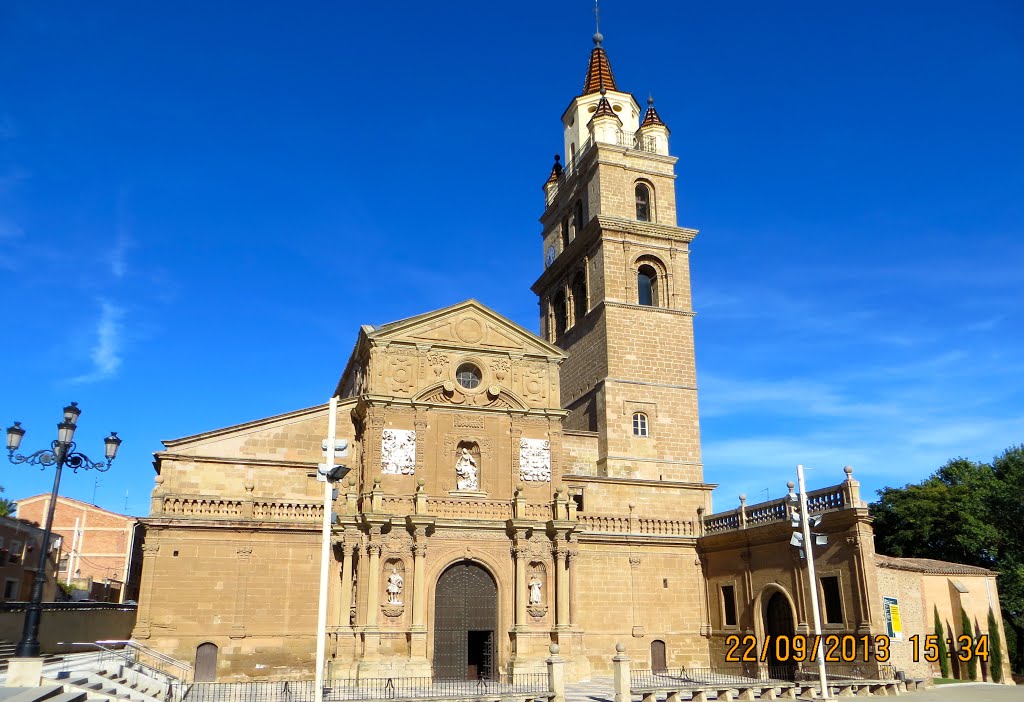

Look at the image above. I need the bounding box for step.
[47,694,87,702]
[0,687,65,702]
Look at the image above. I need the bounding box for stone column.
[366,540,382,628]
[554,546,569,628]
[513,543,528,628]
[412,543,427,628]
[567,544,579,627]
[339,542,355,627]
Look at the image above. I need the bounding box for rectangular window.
[570,488,584,514]
[3,579,18,600]
[722,585,738,627]
[9,541,21,564]
[821,576,844,625]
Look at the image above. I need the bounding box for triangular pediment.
[368,299,565,359]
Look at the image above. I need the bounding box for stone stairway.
[0,684,86,702]
[46,668,166,702]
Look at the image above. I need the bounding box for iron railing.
[632,662,896,690]
[97,639,194,683]
[176,674,550,702]
[631,665,791,688]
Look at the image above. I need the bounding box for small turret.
[588,88,623,145]
[636,96,670,155]
[544,154,563,205]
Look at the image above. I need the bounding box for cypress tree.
[988,608,1003,684]
[935,606,950,678]
[960,609,977,680]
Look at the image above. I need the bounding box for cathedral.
[133,31,1011,685]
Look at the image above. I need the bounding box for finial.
[554,154,560,164]
[787,481,795,491]
[844,465,854,480]
[593,0,603,46]
[600,87,607,97]
[648,94,654,107]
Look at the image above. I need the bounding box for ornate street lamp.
[5,403,121,658]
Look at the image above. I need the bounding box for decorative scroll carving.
[519,438,551,482]
[454,415,484,429]
[427,353,449,378]
[381,429,416,475]
[490,359,511,382]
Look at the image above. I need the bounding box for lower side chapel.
[133,32,1012,685]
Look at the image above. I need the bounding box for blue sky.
[1,2,1021,516]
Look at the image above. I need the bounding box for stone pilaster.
[231,545,253,638]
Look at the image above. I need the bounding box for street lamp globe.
[104,432,122,462]
[57,402,80,446]
[6,422,25,453]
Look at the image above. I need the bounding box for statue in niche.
[455,447,479,490]
[528,575,543,605]
[386,568,404,605]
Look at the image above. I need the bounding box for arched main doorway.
[433,561,497,680]
[763,591,796,681]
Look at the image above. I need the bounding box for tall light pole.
[789,465,830,700]
[6,403,121,657]
[315,396,349,693]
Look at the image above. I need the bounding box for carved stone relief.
[522,364,547,403]
[519,438,551,482]
[427,352,449,379]
[381,429,416,475]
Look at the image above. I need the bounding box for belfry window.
[635,183,651,222]
[552,290,567,338]
[571,273,587,325]
[561,217,570,249]
[572,200,584,238]
[632,412,649,437]
[638,265,658,307]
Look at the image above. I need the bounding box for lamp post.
[315,395,350,694]
[5,402,121,658]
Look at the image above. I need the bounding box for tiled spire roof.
[590,88,618,120]
[582,33,618,95]
[641,96,666,128]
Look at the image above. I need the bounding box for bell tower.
[532,31,702,484]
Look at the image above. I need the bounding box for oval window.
[456,363,482,390]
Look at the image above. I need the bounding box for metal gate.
[433,561,497,680]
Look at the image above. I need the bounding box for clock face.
[545,246,556,267]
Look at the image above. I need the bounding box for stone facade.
[131,35,1013,686]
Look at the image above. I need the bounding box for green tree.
[0,486,13,517]
[989,607,1004,683]
[871,446,1024,673]
[935,606,950,678]
[961,609,977,680]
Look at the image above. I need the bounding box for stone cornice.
[564,474,717,491]
[155,452,317,469]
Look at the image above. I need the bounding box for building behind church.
[133,31,1012,686]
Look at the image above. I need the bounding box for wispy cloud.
[71,301,126,384]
